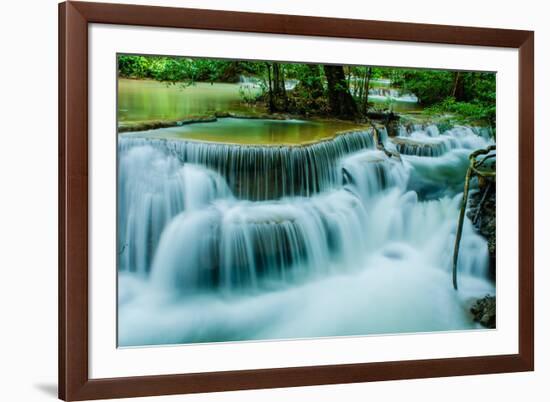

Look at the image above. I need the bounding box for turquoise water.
[129,118,365,145]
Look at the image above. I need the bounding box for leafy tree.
[392,69,455,105]
[117,55,495,124]
[323,65,358,119]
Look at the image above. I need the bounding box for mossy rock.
[471,295,496,328]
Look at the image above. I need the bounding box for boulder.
[471,295,496,328]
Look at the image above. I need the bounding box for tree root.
[452,145,495,290]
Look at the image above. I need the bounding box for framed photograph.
[59,1,534,400]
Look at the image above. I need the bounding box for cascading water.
[391,123,494,198]
[119,128,375,200]
[341,150,410,200]
[117,146,232,274]
[150,189,368,294]
[118,121,496,347]
[368,87,419,103]
[392,124,491,157]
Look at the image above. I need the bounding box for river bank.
[118,79,494,139]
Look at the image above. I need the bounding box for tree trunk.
[220,61,241,82]
[265,63,274,113]
[280,65,288,109]
[363,67,372,115]
[270,63,288,111]
[451,71,465,101]
[356,75,363,99]
[273,63,282,96]
[323,65,358,119]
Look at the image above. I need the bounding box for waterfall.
[117,146,232,274]
[150,189,367,293]
[369,87,401,98]
[238,75,261,88]
[368,87,419,103]
[117,121,495,346]
[119,129,376,200]
[341,150,410,200]
[240,75,297,90]
[392,124,492,157]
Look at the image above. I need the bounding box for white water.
[368,87,419,103]
[119,128,375,200]
[117,146,232,274]
[118,122,495,347]
[393,124,490,157]
[240,75,298,91]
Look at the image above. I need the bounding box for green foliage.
[461,72,496,105]
[391,69,455,105]
[425,97,496,125]
[285,64,327,115]
[118,55,496,124]
[118,55,250,83]
[436,120,454,134]
[238,84,262,105]
[118,55,151,78]
[386,68,496,125]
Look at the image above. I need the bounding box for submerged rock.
[471,295,496,328]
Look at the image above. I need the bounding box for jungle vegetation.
[118,55,496,125]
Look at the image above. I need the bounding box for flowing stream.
[118,121,495,346]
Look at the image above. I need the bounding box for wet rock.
[466,180,496,277]
[365,111,400,121]
[471,295,496,328]
[384,119,400,137]
[213,111,231,118]
[175,116,218,126]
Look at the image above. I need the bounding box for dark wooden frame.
[59,1,534,400]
